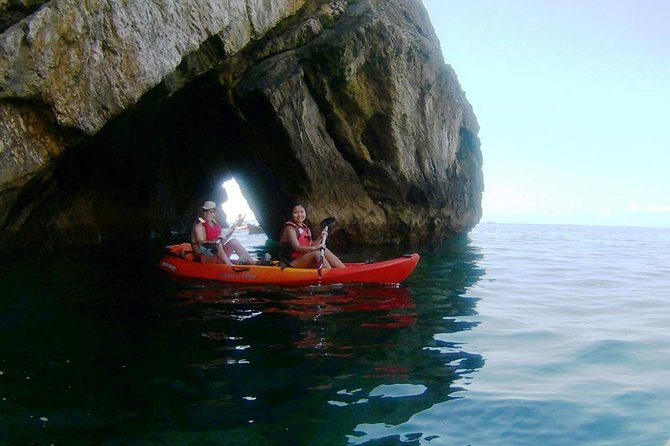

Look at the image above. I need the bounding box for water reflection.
[0,235,486,444]
[341,237,486,444]
[154,237,486,444]
[172,284,416,367]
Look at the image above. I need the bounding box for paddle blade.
[320,216,336,230]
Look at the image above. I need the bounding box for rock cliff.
[0,0,482,252]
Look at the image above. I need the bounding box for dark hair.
[290,204,306,214]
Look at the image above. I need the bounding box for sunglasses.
[205,209,216,213]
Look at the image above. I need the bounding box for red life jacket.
[282,221,312,259]
[204,221,222,240]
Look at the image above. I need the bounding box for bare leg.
[290,251,332,268]
[223,238,255,264]
[215,244,233,265]
[324,248,345,268]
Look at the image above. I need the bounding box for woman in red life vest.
[279,204,345,268]
[191,200,257,264]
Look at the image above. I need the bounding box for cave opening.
[6,67,369,253]
[221,178,259,228]
[10,73,300,250]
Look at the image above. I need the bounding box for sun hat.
[201,201,217,210]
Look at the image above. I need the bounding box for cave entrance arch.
[25,73,308,249]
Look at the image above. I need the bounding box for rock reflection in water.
[163,273,482,444]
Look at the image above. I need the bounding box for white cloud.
[628,204,641,212]
[649,204,670,213]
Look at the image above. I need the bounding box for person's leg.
[223,238,255,264]
[324,249,345,268]
[320,253,333,268]
[215,244,233,264]
[197,243,224,263]
[290,251,331,268]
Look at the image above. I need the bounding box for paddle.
[317,217,336,285]
[320,216,336,231]
[217,219,243,245]
[223,225,236,241]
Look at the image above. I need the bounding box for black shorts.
[198,243,217,256]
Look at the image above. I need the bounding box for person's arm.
[311,230,327,248]
[194,223,207,245]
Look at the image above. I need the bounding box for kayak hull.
[159,248,419,286]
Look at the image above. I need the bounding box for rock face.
[0,0,482,253]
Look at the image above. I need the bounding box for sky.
[221,179,257,224]
[423,0,670,227]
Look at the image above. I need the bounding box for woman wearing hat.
[191,200,258,264]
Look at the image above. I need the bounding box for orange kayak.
[159,243,420,286]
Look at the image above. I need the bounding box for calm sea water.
[1,223,669,445]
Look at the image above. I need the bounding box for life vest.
[281,221,312,259]
[203,220,222,240]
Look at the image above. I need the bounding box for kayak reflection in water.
[279,204,345,269]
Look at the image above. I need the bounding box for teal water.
[1,224,669,445]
